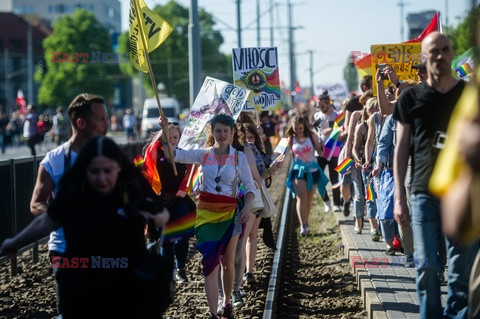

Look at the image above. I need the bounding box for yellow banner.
[370,43,423,96]
[129,0,173,73]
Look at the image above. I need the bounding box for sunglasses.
[169,122,179,127]
[215,176,222,192]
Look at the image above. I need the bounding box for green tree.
[118,0,231,107]
[343,55,358,92]
[35,9,117,107]
[445,5,480,55]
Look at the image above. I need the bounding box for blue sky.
[121,0,473,91]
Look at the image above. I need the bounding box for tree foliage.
[343,55,358,92]
[118,0,231,108]
[445,5,480,55]
[35,9,117,107]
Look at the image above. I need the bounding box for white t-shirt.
[41,142,78,253]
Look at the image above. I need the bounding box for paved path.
[336,213,447,319]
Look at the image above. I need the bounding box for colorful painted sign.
[232,47,281,111]
[370,43,423,96]
[178,76,250,150]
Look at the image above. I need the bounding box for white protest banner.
[232,47,281,111]
[314,82,350,108]
[178,76,250,150]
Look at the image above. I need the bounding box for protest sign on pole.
[370,43,423,96]
[232,47,281,111]
[178,77,250,150]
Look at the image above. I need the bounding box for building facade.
[0,0,121,34]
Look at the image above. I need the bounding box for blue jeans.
[352,167,364,219]
[160,238,189,271]
[410,193,479,319]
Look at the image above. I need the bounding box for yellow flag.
[128,0,174,73]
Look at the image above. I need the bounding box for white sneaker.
[333,205,341,212]
[324,202,331,212]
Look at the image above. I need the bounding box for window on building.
[13,5,35,14]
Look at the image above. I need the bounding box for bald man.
[393,31,479,318]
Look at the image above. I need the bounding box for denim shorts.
[292,169,320,184]
[342,172,352,184]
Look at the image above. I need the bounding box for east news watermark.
[51,256,128,268]
[51,51,129,64]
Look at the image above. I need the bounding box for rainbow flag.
[133,155,145,168]
[163,197,196,242]
[334,112,345,128]
[334,157,353,174]
[143,141,162,194]
[195,192,237,276]
[323,128,341,161]
[178,165,201,195]
[365,179,377,201]
[455,63,474,79]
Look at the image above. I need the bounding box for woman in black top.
[1,137,170,318]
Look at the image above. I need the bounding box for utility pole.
[236,0,242,47]
[308,50,314,100]
[189,0,201,106]
[445,0,449,27]
[257,0,260,47]
[288,0,296,105]
[4,49,11,114]
[270,0,274,47]
[397,0,407,41]
[27,22,33,105]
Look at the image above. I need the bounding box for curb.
[336,213,387,319]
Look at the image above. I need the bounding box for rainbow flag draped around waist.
[195,192,237,277]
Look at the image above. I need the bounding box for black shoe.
[343,202,350,217]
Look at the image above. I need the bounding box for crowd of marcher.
[1,31,480,319]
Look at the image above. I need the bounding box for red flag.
[355,11,441,76]
[16,90,27,115]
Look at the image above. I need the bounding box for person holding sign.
[284,116,328,236]
[164,113,256,319]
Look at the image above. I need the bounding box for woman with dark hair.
[0,137,170,318]
[166,113,256,319]
[285,116,328,236]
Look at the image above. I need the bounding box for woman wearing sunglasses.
[165,113,256,319]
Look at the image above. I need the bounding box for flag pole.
[133,0,177,175]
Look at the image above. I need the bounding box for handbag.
[250,181,265,213]
[259,182,276,218]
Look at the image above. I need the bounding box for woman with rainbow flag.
[165,113,256,319]
[142,122,197,284]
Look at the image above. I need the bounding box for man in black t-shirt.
[393,31,479,318]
